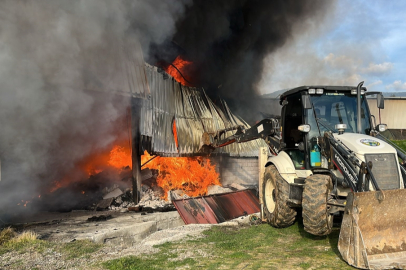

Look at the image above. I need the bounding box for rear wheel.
[302,174,333,236]
[263,165,296,227]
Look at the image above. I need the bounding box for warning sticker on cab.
[359,139,380,147]
[257,124,264,133]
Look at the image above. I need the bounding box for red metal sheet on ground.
[173,189,260,225]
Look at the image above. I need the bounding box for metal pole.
[131,98,143,204]
[356,81,364,134]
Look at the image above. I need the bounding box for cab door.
[281,93,305,169]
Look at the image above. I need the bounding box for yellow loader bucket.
[338,190,406,269]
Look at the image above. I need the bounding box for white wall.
[212,157,259,186]
[368,98,406,129]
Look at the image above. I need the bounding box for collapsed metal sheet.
[173,189,260,225]
[139,64,269,157]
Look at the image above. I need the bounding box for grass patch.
[103,251,196,270]
[0,229,51,255]
[391,140,406,152]
[0,230,101,263]
[61,239,102,259]
[11,230,39,243]
[103,222,354,270]
[0,227,16,245]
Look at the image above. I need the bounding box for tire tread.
[263,165,296,228]
[302,174,333,236]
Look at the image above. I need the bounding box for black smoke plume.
[148,0,333,123]
[0,0,332,217]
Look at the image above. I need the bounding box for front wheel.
[302,174,333,236]
[263,165,296,228]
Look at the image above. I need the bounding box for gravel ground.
[0,215,258,270]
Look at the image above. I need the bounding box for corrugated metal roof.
[80,37,268,157]
[140,64,270,157]
[173,189,260,224]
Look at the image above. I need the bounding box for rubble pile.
[94,168,172,213]
[99,168,256,213]
[29,167,256,214]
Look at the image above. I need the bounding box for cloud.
[258,0,402,95]
[366,80,383,88]
[324,53,358,70]
[259,46,394,94]
[361,62,393,75]
[386,80,406,91]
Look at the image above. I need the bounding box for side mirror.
[377,93,384,109]
[302,94,312,109]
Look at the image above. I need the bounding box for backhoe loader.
[201,82,406,269]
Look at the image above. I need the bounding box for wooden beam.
[258,147,268,221]
[131,98,143,204]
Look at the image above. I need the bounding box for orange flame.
[141,151,220,199]
[165,56,193,86]
[49,139,220,200]
[49,140,132,192]
[108,145,132,169]
[173,119,179,150]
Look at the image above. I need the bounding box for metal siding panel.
[212,193,247,219]
[231,189,261,214]
[203,197,227,223]
[173,198,219,224]
[173,189,260,225]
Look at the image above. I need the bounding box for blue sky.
[259,0,406,94]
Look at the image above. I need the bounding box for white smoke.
[0,0,190,216]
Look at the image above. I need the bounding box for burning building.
[0,0,332,217]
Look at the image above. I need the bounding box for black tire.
[263,165,296,228]
[302,174,333,236]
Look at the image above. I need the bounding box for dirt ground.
[0,210,255,270]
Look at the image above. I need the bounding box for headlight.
[377,124,387,132]
[351,89,365,95]
[298,124,311,133]
[316,88,324,94]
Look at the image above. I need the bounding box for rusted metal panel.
[338,190,406,270]
[173,197,219,224]
[173,189,260,225]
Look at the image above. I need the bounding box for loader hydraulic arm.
[323,131,382,192]
[200,118,280,153]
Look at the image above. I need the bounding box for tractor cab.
[279,86,382,170]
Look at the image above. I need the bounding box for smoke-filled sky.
[0,0,192,214]
[259,0,406,94]
[1,0,403,215]
[147,0,333,122]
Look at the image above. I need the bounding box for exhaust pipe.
[357,81,364,134]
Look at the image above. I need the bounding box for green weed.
[61,239,102,259]
[103,222,354,270]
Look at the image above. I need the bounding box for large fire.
[165,55,193,86]
[49,140,220,200]
[141,151,220,199]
